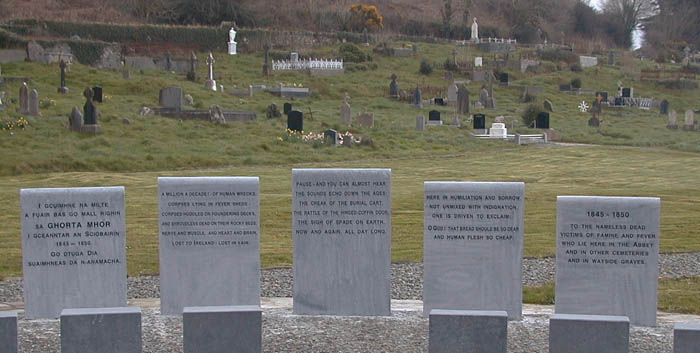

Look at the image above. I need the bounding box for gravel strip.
[2,252,700,303]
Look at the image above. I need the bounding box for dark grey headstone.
[596,91,609,103]
[473,114,486,129]
[457,85,470,114]
[70,106,83,131]
[159,87,183,112]
[535,112,549,129]
[21,187,127,319]
[92,86,103,103]
[549,314,629,353]
[413,88,422,108]
[429,310,507,353]
[389,74,398,98]
[292,169,391,316]
[283,102,292,115]
[499,72,509,84]
[661,100,669,115]
[0,311,17,353]
[424,182,524,319]
[621,87,631,98]
[324,129,339,145]
[428,110,440,121]
[434,97,445,106]
[673,322,700,353]
[83,88,98,125]
[287,110,303,133]
[183,306,262,353]
[158,177,260,316]
[60,307,142,353]
[555,196,660,326]
[28,89,40,116]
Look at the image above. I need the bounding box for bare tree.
[603,0,657,47]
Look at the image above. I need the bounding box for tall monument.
[228,27,237,55]
[471,18,479,43]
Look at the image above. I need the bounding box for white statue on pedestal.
[228,27,237,55]
[471,18,479,43]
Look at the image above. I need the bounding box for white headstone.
[471,18,479,41]
[20,187,127,319]
[158,177,260,315]
[475,57,483,67]
[424,182,524,319]
[555,196,660,326]
[292,169,391,316]
[489,123,507,138]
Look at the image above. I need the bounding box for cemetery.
[0,5,699,352]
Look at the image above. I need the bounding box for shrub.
[521,103,541,127]
[570,63,582,72]
[338,43,370,63]
[419,59,433,75]
[443,58,457,71]
[571,78,582,89]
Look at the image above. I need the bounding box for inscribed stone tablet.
[293,169,391,316]
[20,187,127,319]
[159,177,260,315]
[555,196,660,326]
[424,182,524,319]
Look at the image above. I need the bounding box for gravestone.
[158,177,261,315]
[187,51,198,82]
[473,114,486,130]
[20,187,127,319]
[28,89,40,116]
[413,88,423,108]
[340,94,351,123]
[549,314,629,353]
[69,106,83,131]
[17,82,28,114]
[471,17,479,41]
[608,51,615,66]
[595,91,609,103]
[82,87,101,133]
[183,306,262,353]
[434,98,445,106]
[324,129,339,145]
[208,104,226,124]
[292,169,391,316]
[262,44,271,77]
[416,116,425,131]
[544,99,554,112]
[283,103,292,115]
[457,85,470,114]
[60,307,142,353]
[92,86,103,103]
[621,87,632,98]
[266,103,281,119]
[204,52,217,91]
[472,70,488,82]
[480,88,489,107]
[683,110,695,131]
[588,117,600,127]
[499,72,509,85]
[429,310,507,353]
[579,56,599,68]
[555,196,660,326]
[287,110,303,132]
[0,311,17,353]
[159,87,183,112]
[535,112,550,129]
[447,84,458,105]
[559,84,571,91]
[660,100,669,115]
[228,27,237,55]
[357,112,374,128]
[58,60,69,94]
[427,110,441,125]
[389,74,399,98]
[673,322,700,353]
[494,116,505,123]
[474,57,483,67]
[667,110,678,129]
[424,182,524,319]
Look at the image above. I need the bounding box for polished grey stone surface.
[183,305,262,353]
[555,196,660,326]
[548,313,629,353]
[158,177,260,315]
[428,309,507,353]
[424,182,524,320]
[555,196,661,326]
[60,307,142,353]
[292,169,391,316]
[673,322,700,353]
[0,311,17,353]
[20,187,127,319]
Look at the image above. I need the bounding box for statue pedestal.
[228,42,237,55]
[204,79,217,91]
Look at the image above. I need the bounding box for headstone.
[17,82,28,114]
[416,116,425,131]
[457,85,470,114]
[621,87,632,98]
[183,306,262,353]
[608,51,615,66]
[660,100,669,115]
[555,196,660,326]
[287,110,303,132]
[471,18,479,42]
[543,99,554,112]
[69,106,83,132]
[0,311,17,353]
[667,110,678,129]
[413,88,423,108]
[28,89,40,116]
[20,187,127,319]
[58,60,69,94]
[588,117,600,127]
[262,44,271,77]
[499,72,509,85]
[324,129,339,145]
[357,112,374,128]
[474,57,483,67]
[535,112,550,129]
[472,70,488,82]
[673,322,700,353]
[389,74,399,98]
[447,84,457,104]
[92,86,103,103]
[559,84,571,91]
[340,94,352,123]
[187,51,198,82]
[489,123,507,138]
[208,104,226,124]
[480,88,489,107]
[159,87,183,112]
[428,110,441,124]
[283,102,292,115]
[204,52,217,91]
[473,114,486,129]
[595,91,609,103]
[60,307,142,353]
[82,87,101,133]
[158,177,261,316]
[549,314,629,353]
[121,60,130,80]
[424,182,524,319]
[228,27,237,55]
[292,169,391,316]
[683,110,695,131]
[579,55,599,68]
[494,116,505,123]
[266,103,281,119]
[429,310,507,353]
[434,97,445,106]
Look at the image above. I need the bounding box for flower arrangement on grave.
[1,116,29,133]
[39,98,56,109]
[281,129,362,146]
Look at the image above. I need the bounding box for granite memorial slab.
[60,307,142,353]
[429,310,507,353]
[673,322,700,353]
[159,177,260,315]
[555,196,660,326]
[292,168,391,316]
[159,87,183,112]
[549,314,629,353]
[287,110,303,133]
[20,187,127,319]
[424,182,524,319]
[0,311,17,353]
[183,305,262,353]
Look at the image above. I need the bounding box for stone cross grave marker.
[340,94,351,123]
[58,60,69,94]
